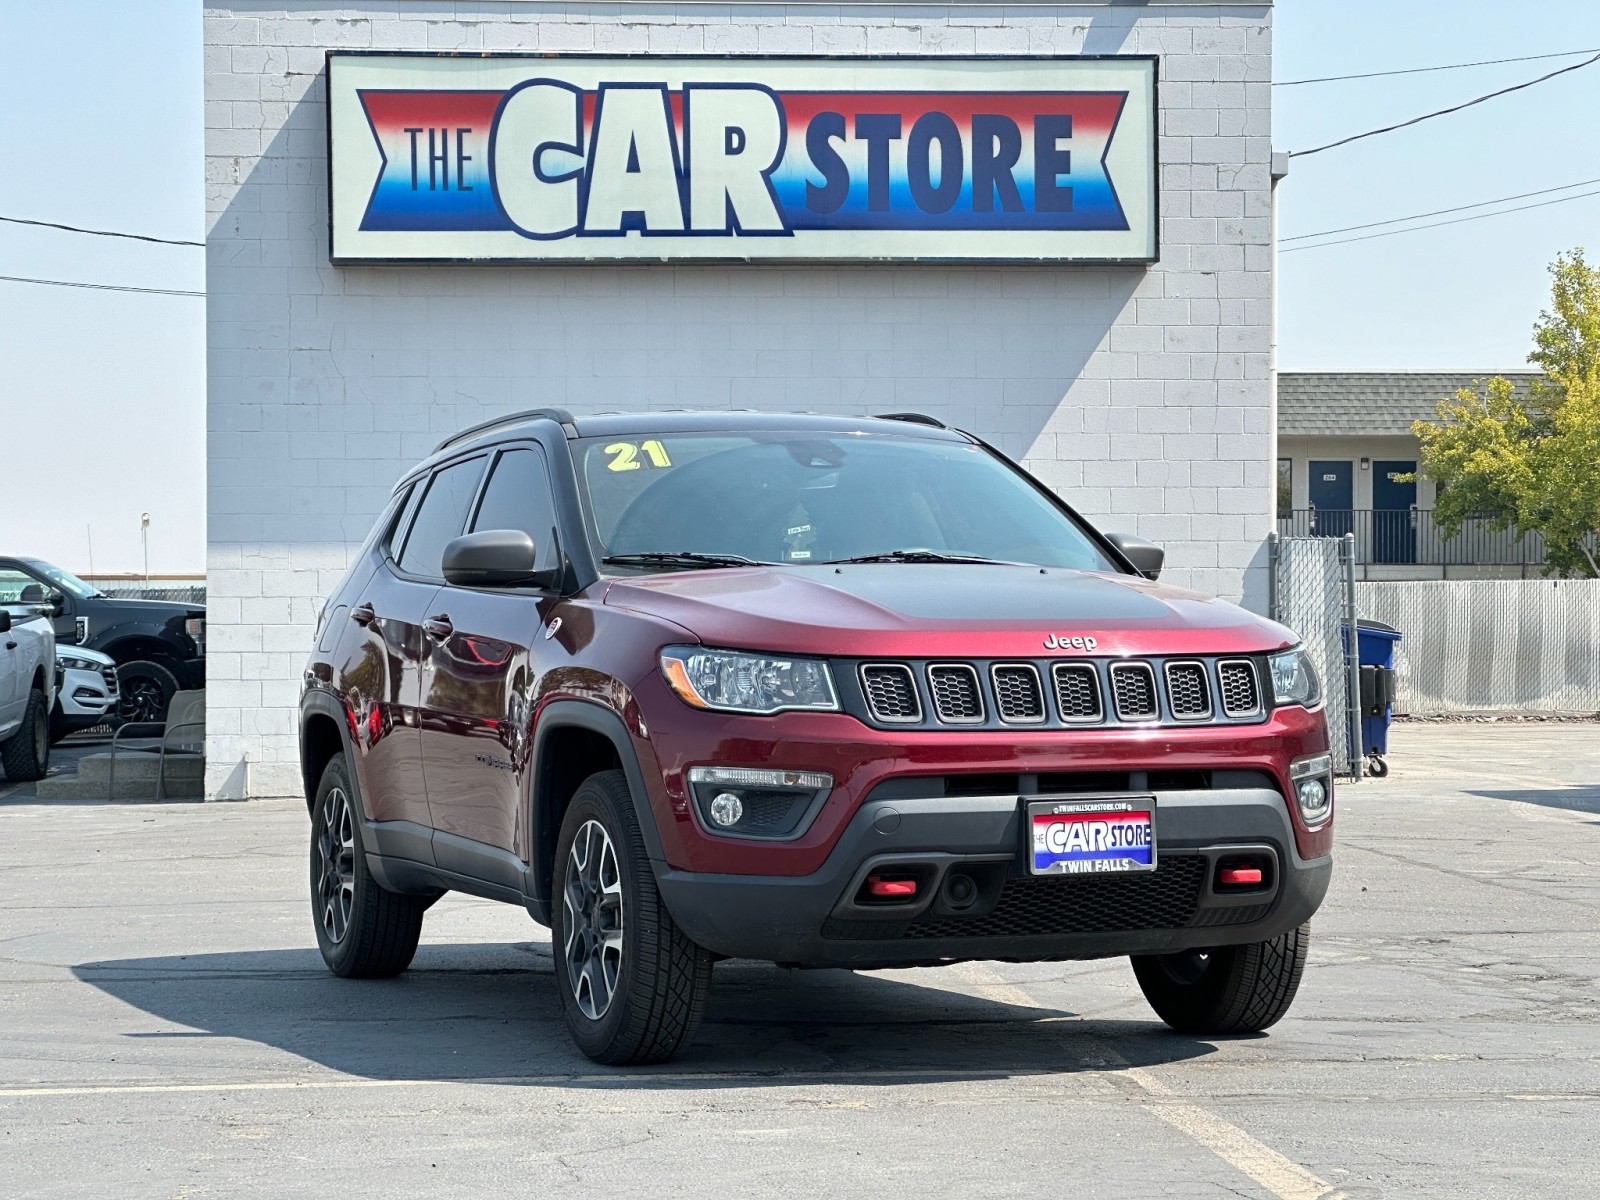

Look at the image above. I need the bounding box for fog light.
[1296,778,1326,812]
[686,766,835,840]
[708,792,744,828]
[1288,753,1334,825]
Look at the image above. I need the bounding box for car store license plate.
[1028,797,1156,875]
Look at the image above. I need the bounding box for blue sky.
[2,1,1597,570]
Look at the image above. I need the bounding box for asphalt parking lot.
[2,724,1597,1198]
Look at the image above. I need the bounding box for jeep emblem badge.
[1044,634,1098,652]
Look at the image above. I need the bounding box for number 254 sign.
[327,53,1156,264]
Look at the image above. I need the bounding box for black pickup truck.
[0,557,204,723]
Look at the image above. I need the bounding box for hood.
[602,564,1295,658]
[92,596,205,618]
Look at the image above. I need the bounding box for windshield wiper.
[602,551,773,570]
[821,549,1030,566]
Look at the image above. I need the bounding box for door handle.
[350,602,377,627]
[423,614,454,641]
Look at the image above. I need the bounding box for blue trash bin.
[1341,619,1403,776]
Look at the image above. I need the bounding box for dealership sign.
[327,54,1156,264]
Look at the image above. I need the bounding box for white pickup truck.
[1,602,55,781]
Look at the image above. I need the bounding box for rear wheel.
[1131,923,1310,1035]
[1,689,50,782]
[117,660,179,724]
[552,769,712,1065]
[309,753,430,978]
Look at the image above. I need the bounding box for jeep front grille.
[991,664,1045,723]
[1052,663,1103,723]
[860,664,921,723]
[1109,662,1159,722]
[848,655,1268,731]
[1164,661,1211,720]
[1218,659,1262,717]
[927,664,984,723]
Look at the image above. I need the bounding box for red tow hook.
[865,873,918,899]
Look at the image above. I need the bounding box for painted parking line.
[0,1063,1098,1099]
[956,962,1340,1200]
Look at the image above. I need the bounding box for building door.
[1308,461,1353,538]
[1372,460,1418,564]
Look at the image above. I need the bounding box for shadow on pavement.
[1468,786,1600,815]
[74,942,1216,1085]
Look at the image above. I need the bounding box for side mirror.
[442,529,549,588]
[1105,532,1164,581]
[0,610,11,635]
[18,584,44,604]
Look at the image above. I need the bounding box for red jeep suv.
[299,410,1332,1064]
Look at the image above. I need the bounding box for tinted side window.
[397,457,485,579]
[471,447,559,569]
[379,482,420,558]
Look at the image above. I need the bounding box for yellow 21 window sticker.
[604,440,673,472]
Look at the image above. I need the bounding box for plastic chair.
[108,689,206,800]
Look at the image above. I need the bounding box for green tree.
[1413,250,1600,577]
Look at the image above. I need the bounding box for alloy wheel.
[32,709,47,768]
[119,676,166,723]
[562,819,624,1021]
[316,786,357,944]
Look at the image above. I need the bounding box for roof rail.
[432,407,578,454]
[873,412,948,429]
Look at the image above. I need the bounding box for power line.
[1281,176,1600,243]
[0,214,202,247]
[1276,47,1600,87]
[1280,187,1600,253]
[0,273,204,297]
[1290,50,1600,158]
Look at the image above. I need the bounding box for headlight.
[1268,646,1322,709]
[185,617,206,652]
[660,646,839,715]
[58,653,101,672]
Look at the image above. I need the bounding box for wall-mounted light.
[1359,457,1371,470]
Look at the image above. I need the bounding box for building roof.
[1278,371,1542,437]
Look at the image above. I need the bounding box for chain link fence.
[1268,533,1361,778]
[1356,578,1600,715]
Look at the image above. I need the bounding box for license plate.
[1027,797,1156,876]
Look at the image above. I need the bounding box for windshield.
[575,432,1116,572]
[23,560,100,599]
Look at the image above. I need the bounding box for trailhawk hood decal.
[603,565,1295,659]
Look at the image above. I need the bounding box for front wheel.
[552,769,712,1065]
[309,753,430,978]
[1131,923,1311,1035]
[1,689,50,782]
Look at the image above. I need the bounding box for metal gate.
[1267,533,1363,779]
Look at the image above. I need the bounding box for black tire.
[1131,923,1311,1035]
[117,660,179,725]
[309,753,429,978]
[552,769,713,1065]
[1368,755,1390,778]
[1,689,50,782]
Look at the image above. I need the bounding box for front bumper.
[52,665,120,733]
[657,785,1330,968]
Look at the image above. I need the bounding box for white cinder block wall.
[204,0,1274,798]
